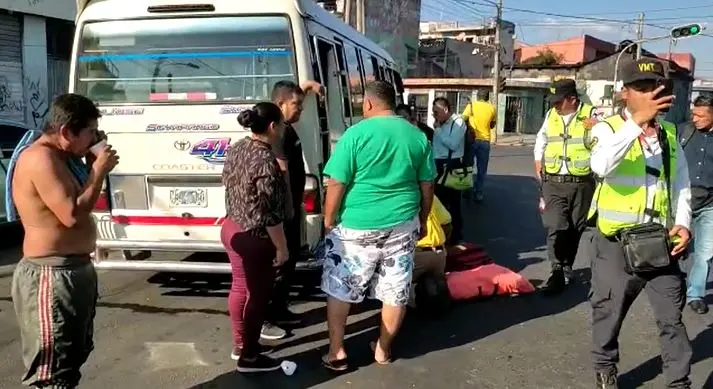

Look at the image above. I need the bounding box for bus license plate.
[169,188,207,208]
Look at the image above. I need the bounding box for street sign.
[670,23,704,39]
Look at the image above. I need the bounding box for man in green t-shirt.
[319,81,436,371]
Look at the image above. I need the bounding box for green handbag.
[440,166,474,191]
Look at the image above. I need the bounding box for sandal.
[321,354,349,371]
[369,341,392,365]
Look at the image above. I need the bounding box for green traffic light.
[690,25,700,34]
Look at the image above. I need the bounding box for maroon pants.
[221,219,276,358]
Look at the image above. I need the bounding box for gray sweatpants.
[11,255,98,389]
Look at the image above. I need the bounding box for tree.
[522,48,563,66]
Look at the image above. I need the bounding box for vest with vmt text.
[543,103,595,176]
[587,115,678,237]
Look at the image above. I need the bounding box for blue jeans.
[471,139,491,195]
[687,204,713,302]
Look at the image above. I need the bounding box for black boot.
[541,269,566,296]
[595,370,618,389]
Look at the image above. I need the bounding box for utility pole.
[355,0,364,34]
[492,0,503,143]
[344,0,352,27]
[636,13,644,59]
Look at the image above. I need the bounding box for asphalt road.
[1,145,712,389]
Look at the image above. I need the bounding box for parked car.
[0,119,30,247]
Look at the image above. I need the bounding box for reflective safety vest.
[543,103,595,176]
[587,115,678,237]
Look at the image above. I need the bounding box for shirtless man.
[11,93,118,389]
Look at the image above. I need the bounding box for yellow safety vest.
[543,103,595,176]
[587,115,678,237]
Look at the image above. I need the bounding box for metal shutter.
[0,13,24,123]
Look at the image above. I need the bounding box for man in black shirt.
[681,94,713,314]
[259,80,322,341]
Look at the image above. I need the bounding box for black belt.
[543,174,593,183]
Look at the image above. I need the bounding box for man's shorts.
[11,255,98,388]
[320,217,420,306]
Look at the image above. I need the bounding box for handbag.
[619,222,672,273]
[441,166,474,191]
[618,124,674,273]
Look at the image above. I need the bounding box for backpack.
[414,273,451,317]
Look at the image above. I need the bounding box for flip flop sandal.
[321,354,349,372]
[369,341,392,365]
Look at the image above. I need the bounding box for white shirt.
[589,109,692,229]
[534,111,576,175]
[433,114,467,160]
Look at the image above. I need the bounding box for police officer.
[585,58,692,389]
[534,79,598,295]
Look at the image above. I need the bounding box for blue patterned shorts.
[319,217,420,307]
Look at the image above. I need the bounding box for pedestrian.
[462,90,496,202]
[257,80,323,343]
[681,94,713,314]
[585,58,693,389]
[396,103,434,142]
[432,97,466,244]
[534,79,598,295]
[320,80,435,371]
[10,93,118,388]
[221,102,289,373]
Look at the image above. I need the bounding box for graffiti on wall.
[27,0,47,7]
[0,76,24,114]
[25,77,49,128]
[364,0,421,74]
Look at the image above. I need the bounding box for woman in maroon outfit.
[221,102,288,373]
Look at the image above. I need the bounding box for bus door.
[312,37,350,162]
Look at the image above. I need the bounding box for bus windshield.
[75,16,296,104]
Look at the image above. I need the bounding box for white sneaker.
[260,323,287,340]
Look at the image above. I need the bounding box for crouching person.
[410,196,451,310]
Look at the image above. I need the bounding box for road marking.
[144,342,209,371]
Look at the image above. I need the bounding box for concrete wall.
[363,0,421,75]
[0,0,76,21]
[22,15,50,129]
[0,12,62,129]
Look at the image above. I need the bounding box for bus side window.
[393,71,405,103]
[333,41,353,124]
[361,51,376,85]
[344,45,364,120]
[371,57,383,80]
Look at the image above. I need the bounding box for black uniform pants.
[586,229,692,388]
[541,177,595,270]
[435,158,463,244]
[268,210,302,318]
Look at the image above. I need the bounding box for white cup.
[280,360,297,376]
[89,139,107,156]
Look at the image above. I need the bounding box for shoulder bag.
[618,125,675,274]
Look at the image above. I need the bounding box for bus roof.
[76,0,395,66]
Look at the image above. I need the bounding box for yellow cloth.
[462,101,496,141]
[417,196,451,248]
[432,196,451,225]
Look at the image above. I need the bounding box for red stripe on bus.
[111,215,224,226]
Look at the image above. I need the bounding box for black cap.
[547,79,577,102]
[621,58,666,85]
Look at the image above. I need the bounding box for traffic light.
[670,23,704,39]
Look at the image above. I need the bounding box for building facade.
[516,35,615,65]
[0,0,75,128]
[321,0,421,75]
[418,19,516,77]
